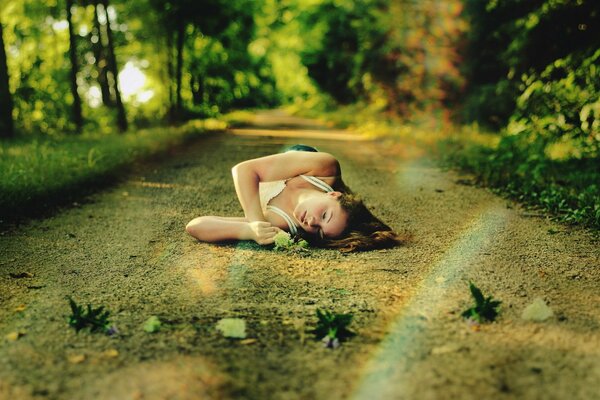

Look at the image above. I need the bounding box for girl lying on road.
[186,145,405,252]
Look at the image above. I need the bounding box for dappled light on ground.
[351,205,509,399]
[230,128,369,142]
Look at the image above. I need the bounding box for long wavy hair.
[303,192,409,252]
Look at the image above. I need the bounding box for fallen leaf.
[216,318,246,339]
[68,354,86,364]
[102,349,119,358]
[239,338,257,345]
[6,331,25,341]
[14,304,26,312]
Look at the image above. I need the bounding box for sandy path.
[1,110,599,400]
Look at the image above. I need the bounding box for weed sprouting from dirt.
[462,282,501,323]
[311,309,355,349]
[67,297,116,335]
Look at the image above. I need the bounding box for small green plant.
[67,297,114,334]
[462,282,501,323]
[273,231,309,252]
[311,309,355,349]
[143,316,162,333]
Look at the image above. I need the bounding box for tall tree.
[0,19,14,139]
[174,18,185,120]
[92,1,113,107]
[65,0,83,132]
[99,0,127,132]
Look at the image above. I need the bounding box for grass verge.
[0,119,226,224]
[436,137,600,229]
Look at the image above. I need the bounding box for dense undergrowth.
[0,119,225,223]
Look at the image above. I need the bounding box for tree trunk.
[175,20,185,121]
[66,0,83,132]
[166,29,176,122]
[93,1,113,107]
[191,74,204,105]
[0,19,14,138]
[100,0,127,132]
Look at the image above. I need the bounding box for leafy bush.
[510,49,600,155]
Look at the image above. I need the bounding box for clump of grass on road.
[312,309,355,349]
[462,282,501,323]
[0,119,225,221]
[67,297,116,335]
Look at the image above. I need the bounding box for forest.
[0,0,599,227]
[1,2,599,399]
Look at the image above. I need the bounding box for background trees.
[0,0,598,157]
[0,18,14,138]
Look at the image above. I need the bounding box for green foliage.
[461,282,501,323]
[439,131,600,229]
[143,316,162,333]
[0,119,222,221]
[311,308,354,348]
[1,0,277,135]
[67,297,112,334]
[462,0,600,129]
[510,49,600,155]
[290,0,466,116]
[273,231,309,252]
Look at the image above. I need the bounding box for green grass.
[437,136,600,229]
[0,119,226,222]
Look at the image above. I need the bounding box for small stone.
[522,298,554,322]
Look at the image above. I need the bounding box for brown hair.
[304,192,409,252]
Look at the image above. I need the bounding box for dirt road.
[1,111,599,399]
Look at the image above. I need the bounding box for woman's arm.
[185,216,281,245]
[231,151,340,221]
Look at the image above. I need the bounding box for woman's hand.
[243,221,282,245]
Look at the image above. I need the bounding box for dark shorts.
[284,144,319,152]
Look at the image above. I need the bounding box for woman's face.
[293,191,349,239]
